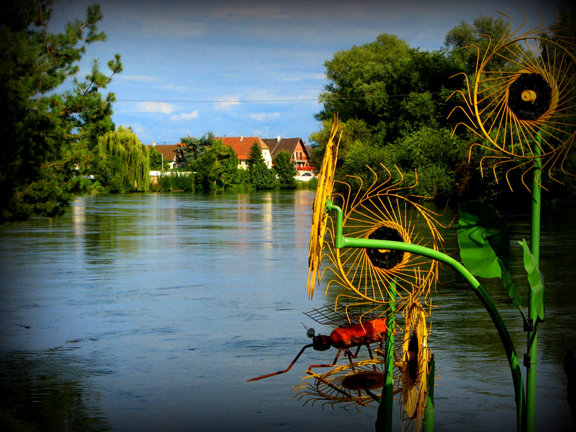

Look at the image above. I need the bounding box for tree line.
[149,132,304,192]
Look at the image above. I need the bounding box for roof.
[149,144,180,161]
[262,138,310,160]
[214,136,269,160]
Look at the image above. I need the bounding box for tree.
[273,150,297,189]
[194,139,244,191]
[0,0,122,223]
[247,142,277,190]
[177,132,216,167]
[444,15,518,75]
[315,33,463,147]
[149,146,170,171]
[95,127,150,193]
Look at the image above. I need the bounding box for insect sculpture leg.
[306,347,343,374]
[247,344,313,382]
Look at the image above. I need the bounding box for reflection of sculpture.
[293,359,393,410]
[448,6,576,190]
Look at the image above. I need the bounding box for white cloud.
[170,111,199,121]
[249,112,280,122]
[135,102,176,114]
[214,96,241,110]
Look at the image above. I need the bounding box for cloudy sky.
[50,0,567,145]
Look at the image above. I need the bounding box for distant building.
[262,137,315,172]
[215,136,272,169]
[148,143,179,169]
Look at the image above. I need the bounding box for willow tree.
[96,127,150,192]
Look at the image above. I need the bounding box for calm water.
[0,191,574,431]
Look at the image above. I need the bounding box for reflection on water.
[0,192,574,431]
[0,350,111,431]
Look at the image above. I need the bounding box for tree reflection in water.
[0,350,111,432]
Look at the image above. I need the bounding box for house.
[215,136,273,169]
[262,137,315,173]
[148,143,179,169]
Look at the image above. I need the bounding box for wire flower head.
[322,165,448,314]
[448,6,576,191]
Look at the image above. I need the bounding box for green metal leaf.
[458,201,522,307]
[520,239,545,322]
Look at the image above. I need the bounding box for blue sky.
[51,0,567,145]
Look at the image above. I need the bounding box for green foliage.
[274,150,297,189]
[194,140,240,191]
[178,132,216,167]
[149,147,170,170]
[387,127,468,197]
[458,201,521,308]
[520,239,545,322]
[157,172,195,191]
[444,15,516,74]
[298,177,318,190]
[312,30,470,200]
[247,142,277,190]
[316,34,463,144]
[0,0,122,223]
[95,127,150,193]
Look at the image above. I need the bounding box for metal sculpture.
[448,6,576,190]
[308,118,341,300]
[447,7,574,431]
[322,166,449,313]
[293,358,395,411]
[397,300,431,432]
[247,304,392,382]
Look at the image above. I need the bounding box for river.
[0,190,574,431]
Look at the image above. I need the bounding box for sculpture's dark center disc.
[342,371,385,390]
[508,73,552,120]
[366,225,405,269]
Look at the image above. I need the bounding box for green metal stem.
[424,355,435,432]
[526,135,543,432]
[376,281,396,432]
[326,201,525,432]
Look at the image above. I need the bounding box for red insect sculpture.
[247,305,392,382]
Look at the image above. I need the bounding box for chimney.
[152,141,156,147]
[240,136,243,141]
[277,136,281,143]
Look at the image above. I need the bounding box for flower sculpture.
[323,166,448,314]
[307,117,341,299]
[448,7,576,190]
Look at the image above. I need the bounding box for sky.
[49,0,568,146]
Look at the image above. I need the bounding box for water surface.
[0,191,574,431]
